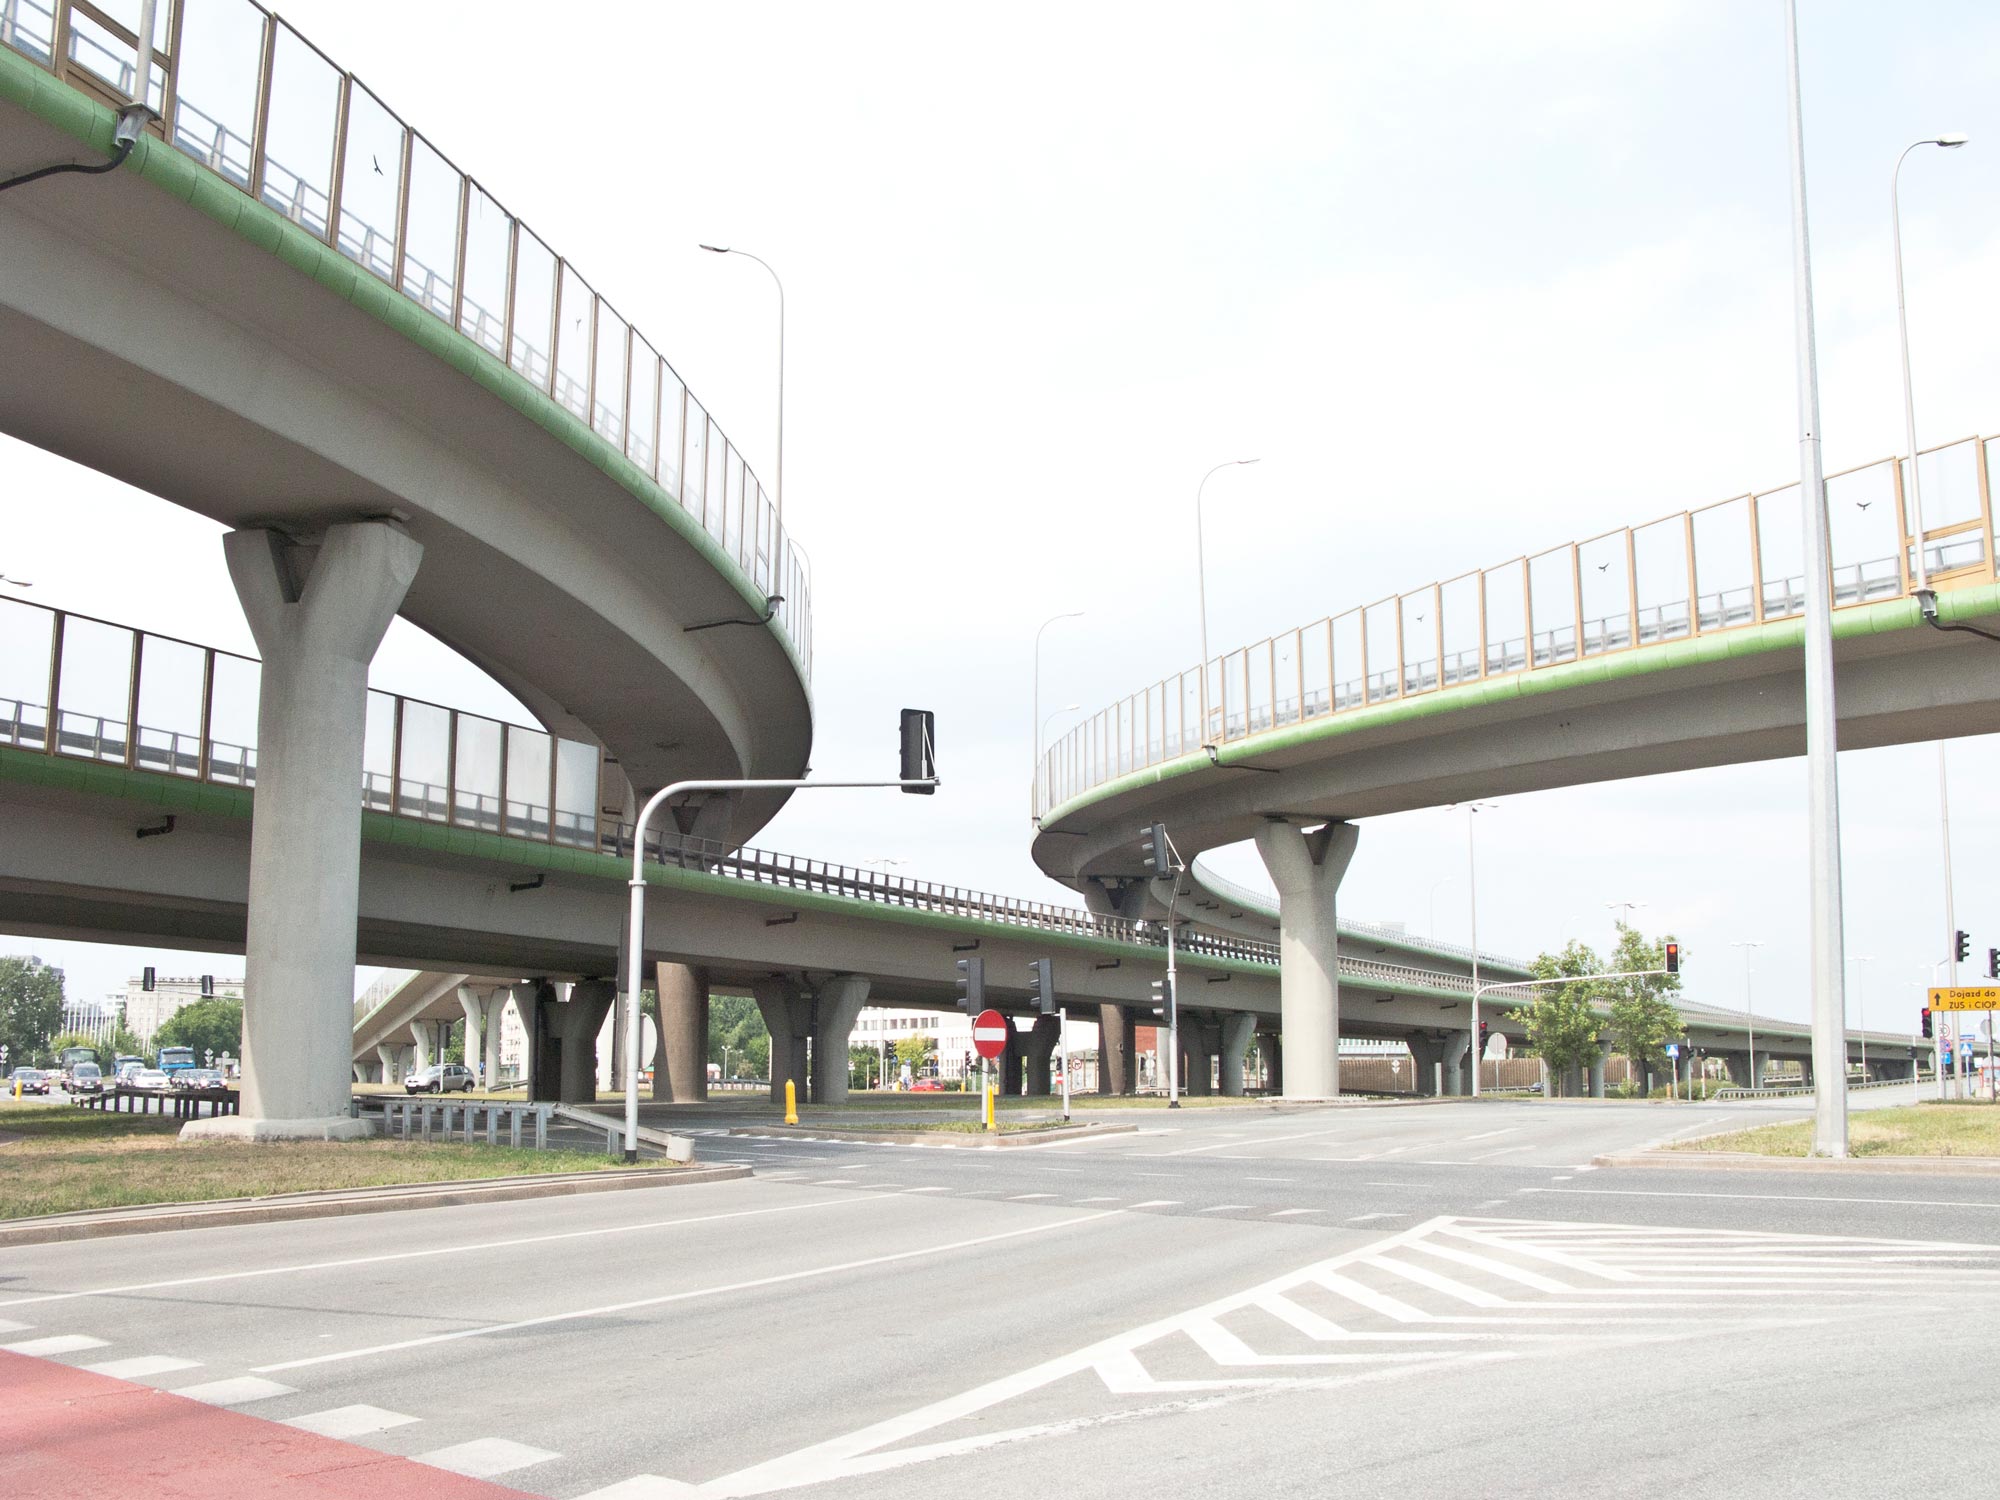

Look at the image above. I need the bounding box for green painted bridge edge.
[1040,580,2000,830]
[0,745,1547,997]
[0,46,811,699]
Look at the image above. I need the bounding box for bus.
[156,1046,198,1076]
[57,1044,99,1070]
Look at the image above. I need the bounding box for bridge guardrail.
[1038,434,2000,817]
[1,0,810,677]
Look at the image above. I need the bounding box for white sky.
[5,1,2000,1041]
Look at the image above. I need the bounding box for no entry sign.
[972,1009,1010,1060]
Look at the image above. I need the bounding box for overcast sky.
[6,1,2000,1041]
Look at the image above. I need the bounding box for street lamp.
[1730,940,1764,1089]
[1032,611,1084,819]
[1847,954,1873,1081]
[1889,135,1970,1091]
[1781,0,1850,1157]
[1452,801,1498,1096]
[0,572,30,588]
[1195,459,1260,750]
[698,245,786,532]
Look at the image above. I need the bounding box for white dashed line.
[286,1405,420,1439]
[174,1376,295,1407]
[1272,1208,1323,1217]
[419,1438,560,1478]
[2,1335,107,1356]
[85,1356,201,1380]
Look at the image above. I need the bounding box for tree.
[708,993,769,1077]
[1601,923,1685,1086]
[103,1022,147,1061]
[1512,941,1607,1095]
[46,1030,103,1063]
[849,1044,881,1088]
[154,997,243,1062]
[894,1034,936,1075]
[0,955,63,1068]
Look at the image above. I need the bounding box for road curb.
[729,1123,1139,1148]
[0,1163,751,1247]
[1592,1150,2000,1176]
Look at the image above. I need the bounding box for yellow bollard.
[984,1083,997,1132]
[784,1078,798,1126]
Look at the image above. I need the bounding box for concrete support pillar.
[1796,1054,1814,1087]
[1022,1013,1061,1096]
[999,1018,1024,1096]
[409,1020,434,1071]
[1266,1031,1282,1093]
[1406,1035,1443,1096]
[457,985,485,1083]
[752,977,811,1105]
[550,980,615,1103]
[1443,1030,1473,1096]
[1218,1013,1256,1097]
[1253,820,1360,1099]
[653,962,710,1103]
[811,976,872,1104]
[1589,1039,1613,1099]
[1719,1051,1749,1087]
[199,521,419,1140]
[483,988,507,1088]
[1181,1016,1215,1097]
[1098,1003,1130,1096]
[375,1043,396,1083]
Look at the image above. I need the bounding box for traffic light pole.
[622,771,936,1163]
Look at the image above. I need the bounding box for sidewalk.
[0,1351,535,1498]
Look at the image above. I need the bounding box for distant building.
[124,974,244,1045]
[59,995,124,1043]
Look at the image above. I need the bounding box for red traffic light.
[1664,941,1680,975]
[1922,1007,1933,1039]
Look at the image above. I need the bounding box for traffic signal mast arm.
[1474,968,1678,1005]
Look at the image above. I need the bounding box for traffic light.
[1150,975,1173,1016]
[1663,941,1680,975]
[1988,949,1998,981]
[1479,1020,1490,1048]
[899,709,936,794]
[1955,929,1971,965]
[1027,958,1054,1016]
[141,966,155,992]
[200,974,214,998]
[954,955,984,1012]
[1922,1007,1933,1039]
[1139,822,1174,879]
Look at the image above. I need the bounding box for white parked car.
[128,1068,171,1092]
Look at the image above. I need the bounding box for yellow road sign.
[1928,986,2000,1012]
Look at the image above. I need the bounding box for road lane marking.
[1200,1205,1251,1213]
[174,1376,295,1406]
[254,1211,1121,1373]
[1247,1177,1295,1184]
[1461,1129,1519,1141]
[0,1195,878,1311]
[2,1334,107,1356]
[1007,1193,1057,1201]
[1130,1200,1182,1209]
[286,1404,420,1438]
[84,1355,201,1379]
[1272,1209,1323,1217]
[419,1438,559,1477]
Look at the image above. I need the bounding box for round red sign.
[971,1009,1010,1060]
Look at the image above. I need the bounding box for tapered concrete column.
[1407,1035,1444,1096]
[1180,1016,1215,1097]
[187,522,419,1141]
[1589,1039,1613,1099]
[514,981,555,1098]
[1266,1032,1282,1093]
[1796,1054,1814,1087]
[482,989,507,1087]
[1443,1030,1472,1096]
[457,986,485,1079]
[551,980,614,1103]
[653,962,710,1103]
[752,977,811,1104]
[1098,1003,1130,1095]
[1023,1013,1061,1096]
[1218,1013,1256,1096]
[1720,1051,1751,1087]
[374,1044,396,1083]
[811,976,872,1104]
[999,1018,1024,1096]
[409,1020,434,1071]
[1253,820,1360,1099]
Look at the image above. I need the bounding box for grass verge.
[0,1103,670,1220]
[1669,1101,2000,1158]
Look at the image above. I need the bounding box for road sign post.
[972,1008,1008,1133]
[1058,1005,1071,1122]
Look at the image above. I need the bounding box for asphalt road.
[4,1093,1995,1499]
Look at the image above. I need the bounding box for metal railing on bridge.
[1,0,810,677]
[1038,433,2000,815]
[0,595,1514,998]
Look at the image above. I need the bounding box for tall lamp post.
[1782,0,1850,1157]
[1890,131,1970,1106]
[1195,459,1260,750]
[698,245,786,532]
[1455,801,1498,1096]
[1847,954,1873,1081]
[1032,611,1084,819]
[1730,940,1765,1089]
